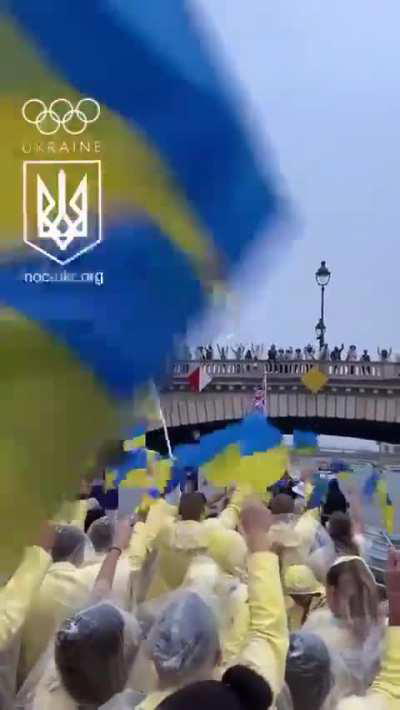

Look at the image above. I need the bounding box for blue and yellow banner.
[0,1,289,569]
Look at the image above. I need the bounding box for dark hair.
[84,506,106,533]
[55,604,128,706]
[157,665,272,710]
[178,492,206,521]
[323,479,347,516]
[328,512,359,556]
[326,559,379,641]
[52,525,86,565]
[269,494,295,515]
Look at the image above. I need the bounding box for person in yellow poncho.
[145,487,250,599]
[135,499,289,710]
[29,519,144,710]
[303,556,386,705]
[18,524,95,687]
[181,529,250,669]
[284,550,400,709]
[0,523,54,710]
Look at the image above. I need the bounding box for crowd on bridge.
[2,452,399,710]
[177,343,394,364]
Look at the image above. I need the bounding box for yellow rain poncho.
[284,564,326,632]
[145,488,250,599]
[0,546,51,708]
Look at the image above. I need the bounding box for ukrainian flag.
[0,1,287,569]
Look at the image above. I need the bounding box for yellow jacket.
[182,555,250,668]
[0,546,51,709]
[294,509,320,558]
[337,627,400,709]
[18,561,94,683]
[144,489,248,599]
[76,553,134,610]
[235,552,288,699]
[0,546,51,649]
[137,551,288,710]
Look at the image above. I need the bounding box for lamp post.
[315,260,331,349]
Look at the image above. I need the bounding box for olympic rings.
[21,98,101,135]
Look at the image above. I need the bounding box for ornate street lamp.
[315,260,331,349]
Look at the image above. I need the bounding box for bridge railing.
[171,359,400,381]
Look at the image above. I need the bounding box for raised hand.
[241,499,273,553]
[113,516,133,551]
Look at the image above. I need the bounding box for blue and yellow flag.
[0,1,288,568]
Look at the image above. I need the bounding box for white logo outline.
[37,169,88,252]
[23,160,102,266]
[21,98,101,135]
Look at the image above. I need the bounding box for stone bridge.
[155,360,400,445]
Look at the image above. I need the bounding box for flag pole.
[150,380,174,459]
[263,360,268,416]
[159,403,173,460]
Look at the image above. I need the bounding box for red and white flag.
[188,365,212,392]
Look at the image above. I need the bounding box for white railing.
[172,359,400,381]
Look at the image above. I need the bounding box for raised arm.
[237,502,289,700]
[127,498,177,572]
[0,523,54,648]
[216,485,251,530]
[92,517,133,601]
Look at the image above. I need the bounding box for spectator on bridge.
[217,345,227,361]
[231,345,244,360]
[346,345,358,362]
[304,344,315,360]
[285,347,294,360]
[251,344,263,360]
[294,348,303,360]
[244,348,253,361]
[277,348,285,361]
[268,344,277,361]
[206,345,213,361]
[330,345,344,361]
[378,346,392,361]
[361,349,371,375]
[196,346,205,361]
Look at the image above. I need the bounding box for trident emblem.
[23,160,102,265]
[37,169,88,251]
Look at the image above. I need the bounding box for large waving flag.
[0,1,289,569]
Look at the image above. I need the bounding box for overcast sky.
[194,0,399,358]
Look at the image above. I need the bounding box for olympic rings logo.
[21,98,101,135]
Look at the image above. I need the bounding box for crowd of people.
[177,344,394,364]
[1,454,399,710]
